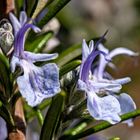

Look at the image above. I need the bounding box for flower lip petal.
[87,91,121,124]
[17,60,60,107]
[117,93,136,114]
[117,93,136,126]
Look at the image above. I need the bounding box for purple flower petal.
[14,24,40,56]
[80,50,105,82]
[113,77,131,85]
[79,39,90,79]
[17,60,60,106]
[82,39,90,62]
[109,48,139,59]
[0,117,7,140]
[117,93,136,126]
[97,46,138,80]
[87,91,121,124]
[77,79,87,91]
[89,40,94,53]
[88,80,122,93]
[97,44,109,79]
[10,56,20,73]
[24,51,58,62]
[78,36,137,125]
[117,93,136,114]
[9,12,21,35]
[10,13,60,107]
[19,11,27,26]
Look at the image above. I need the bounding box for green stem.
[109,137,120,140]
[25,99,51,121]
[60,109,140,140]
[34,108,44,126]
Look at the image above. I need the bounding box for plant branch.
[60,109,140,140]
[8,98,26,140]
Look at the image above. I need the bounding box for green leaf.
[10,92,21,107]
[0,91,6,103]
[25,99,51,122]
[0,54,12,97]
[28,0,71,39]
[0,103,15,128]
[31,0,55,20]
[54,37,103,67]
[25,0,39,17]
[14,0,24,16]
[109,137,120,140]
[64,122,88,136]
[40,91,65,140]
[59,60,81,78]
[26,32,53,53]
[37,0,71,28]
[60,109,140,140]
[55,43,82,67]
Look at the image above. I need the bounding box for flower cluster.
[78,36,138,124]
[9,11,138,126]
[9,12,60,107]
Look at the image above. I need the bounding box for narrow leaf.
[60,109,140,140]
[14,0,24,16]
[55,43,82,67]
[25,0,39,17]
[59,60,81,78]
[54,37,103,67]
[0,54,12,97]
[40,91,65,140]
[26,32,53,52]
[37,0,71,27]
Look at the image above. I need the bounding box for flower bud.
[0,19,14,55]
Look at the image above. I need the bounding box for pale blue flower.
[10,14,60,106]
[78,37,137,124]
[96,43,137,125]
